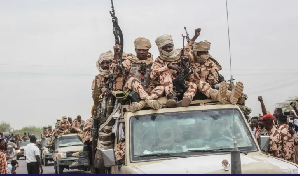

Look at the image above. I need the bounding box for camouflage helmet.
[134,37,151,50]
[62,116,67,120]
[56,119,61,122]
[48,125,52,129]
[43,126,48,129]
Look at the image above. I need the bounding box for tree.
[0,121,11,132]
[13,126,43,139]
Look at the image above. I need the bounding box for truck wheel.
[57,163,63,174]
[54,162,58,174]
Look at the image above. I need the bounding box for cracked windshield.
[131,109,256,160]
[59,135,83,147]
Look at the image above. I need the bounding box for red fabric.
[261,114,274,120]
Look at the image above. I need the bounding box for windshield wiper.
[137,153,187,158]
[188,148,248,155]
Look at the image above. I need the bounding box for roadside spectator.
[277,114,297,162]
[262,114,282,158]
[0,138,8,174]
[255,116,266,141]
[289,110,298,133]
[250,117,259,135]
[24,135,43,174]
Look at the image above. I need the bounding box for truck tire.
[54,162,58,174]
[44,157,48,166]
[57,163,63,174]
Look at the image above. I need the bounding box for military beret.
[261,114,274,121]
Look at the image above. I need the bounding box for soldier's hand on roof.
[195,28,201,37]
[258,96,263,102]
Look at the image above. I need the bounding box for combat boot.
[165,94,178,108]
[128,101,146,112]
[177,97,192,107]
[209,81,227,104]
[145,96,162,110]
[226,82,244,105]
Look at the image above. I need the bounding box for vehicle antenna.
[226,0,242,174]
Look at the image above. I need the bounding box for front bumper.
[57,157,78,166]
[17,153,24,157]
[44,154,53,160]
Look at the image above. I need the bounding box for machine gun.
[110,0,124,75]
[184,27,190,43]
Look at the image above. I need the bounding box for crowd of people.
[250,96,298,164]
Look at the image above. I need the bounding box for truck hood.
[57,146,82,153]
[131,152,298,174]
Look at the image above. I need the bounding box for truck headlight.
[43,150,48,154]
[16,150,21,153]
[57,153,67,158]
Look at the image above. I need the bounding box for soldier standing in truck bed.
[71,115,85,133]
[41,126,48,139]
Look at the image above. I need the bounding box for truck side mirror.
[258,135,270,152]
[101,149,117,167]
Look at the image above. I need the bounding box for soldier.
[262,114,282,158]
[109,38,162,111]
[56,119,61,128]
[277,114,298,163]
[58,116,71,135]
[149,34,197,107]
[70,117,93,168]
[41,126,48,139]
[47,125,53,138]
[71,115,85,133]
[187,40,244,105]
[68,117,73,125]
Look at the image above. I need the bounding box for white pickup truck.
[52,133,88,174]
[100,100,298,174]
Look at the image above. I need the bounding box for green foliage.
[13,126,43,139]
[0,121,12,132]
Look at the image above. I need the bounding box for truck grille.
[66,151,76,157]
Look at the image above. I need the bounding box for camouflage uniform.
[59,116,71,134]
[278,124,297,162]
[109,38,162,111]
[72,118,85,133]
[188,41,244,104]
[47,125,53,138]
[150,34,196,107]
[265,126,282,157]
[82,117,93,143]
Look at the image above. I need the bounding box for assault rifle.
[184,27,190,43]
[139,63,146,87]
[91,78,100,170]
[110,0,124,74]
[173,63,194,95]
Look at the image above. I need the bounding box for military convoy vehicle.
[40,137,53,166]
[16,140,30,160]
[51,133,88,174]
[97,99,298,174]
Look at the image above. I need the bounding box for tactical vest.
[93,75,109,91]
[129,62,152,89]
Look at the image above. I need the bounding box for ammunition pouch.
[112,90,129,99]
[128,91,141,103]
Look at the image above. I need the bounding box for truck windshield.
[130,109,257,161]
[59,135,83,147]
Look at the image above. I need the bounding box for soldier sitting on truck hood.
[71,115,85,133]
[188,40,244,105]
[58,116,71,135]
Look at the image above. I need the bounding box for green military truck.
[97,99,298,174]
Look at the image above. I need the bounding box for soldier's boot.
[226,82,244,105]
[209,81,227,104]
[128,101,146,112]
[145,96,162,110]
[177,97,192,107]
[165,94,178,108]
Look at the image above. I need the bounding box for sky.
[0,0,298,130]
